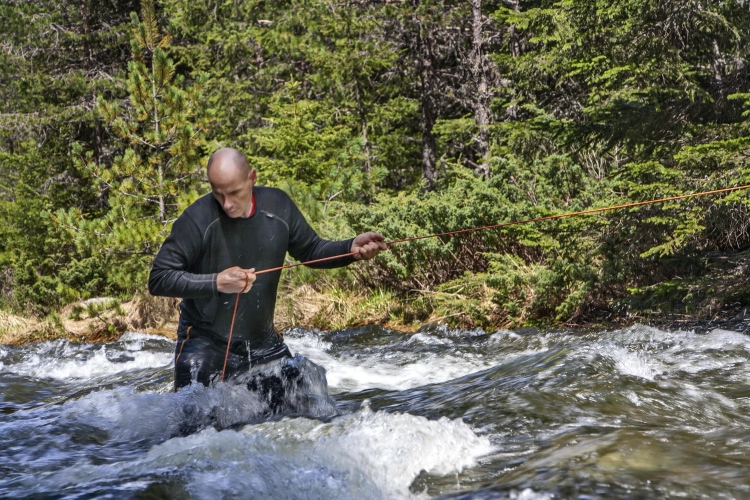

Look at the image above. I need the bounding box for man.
[148,148,386,396]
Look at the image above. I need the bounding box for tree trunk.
[469,0,491,178]
[80,0,93,65]
[509,0,522,58]
[416,24,439,191]
[152,52,165,224]
[355,81,373,173]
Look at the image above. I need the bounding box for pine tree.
[58,0,213,290]
[0,0,138,310]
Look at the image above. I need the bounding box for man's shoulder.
[254,186,300,213]
[255,186,292,204]
[179,193,222,227]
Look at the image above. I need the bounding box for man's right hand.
[216,266,256,294]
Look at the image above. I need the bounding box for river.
[2,322,750,499]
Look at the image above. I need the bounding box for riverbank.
[0,283,433,346]
[1,267,749,346]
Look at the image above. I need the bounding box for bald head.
[207,148,257,218]
[207,148,250,176]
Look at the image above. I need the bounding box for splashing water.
[2,322,750,498]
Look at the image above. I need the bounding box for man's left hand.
[351,232,388,260]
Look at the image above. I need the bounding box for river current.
[2,322,750,499]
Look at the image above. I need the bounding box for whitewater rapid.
[2,323,750,498]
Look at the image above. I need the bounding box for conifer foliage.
[2,0,750,325]
[57,0,212,290]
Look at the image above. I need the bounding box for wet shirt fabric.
[148,186,355,382]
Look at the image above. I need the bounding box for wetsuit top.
[148,186,355,353]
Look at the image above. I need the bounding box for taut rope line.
[221,183,750,380]
[253,183,750,275]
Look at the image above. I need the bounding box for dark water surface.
[2,323,750,499]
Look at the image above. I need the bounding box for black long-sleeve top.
[148,186,354,351]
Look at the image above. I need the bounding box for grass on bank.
[2,247,750,346]
[0,282,501,345]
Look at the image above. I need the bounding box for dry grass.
[274,284,376,330]
[0,294,181,346]
[1,283,459,346]
[274,284,421,332]
[122,293,180,339]
[0,312,39,344]
[274,284,328,330]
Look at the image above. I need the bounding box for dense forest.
[2,0,750,331]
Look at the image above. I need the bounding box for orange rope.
[222,183,750,378]
[221,273,249,381]
[254,184,750,276]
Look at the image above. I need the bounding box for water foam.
[285,329,508,392]
[118,331,170,343]
[510,489,553,500]
[626,326,750,377]
[291,405,495,490]
[405,332,452,346]
[38,407,493,499]
[13,347,171,380]
[607,346,659,380]
[1,341,172,380]
[567,325,750,381]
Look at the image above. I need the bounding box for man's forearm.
[148,268,218,298]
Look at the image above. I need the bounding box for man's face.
[208,163,257,218]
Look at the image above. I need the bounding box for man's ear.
[248,169,257,186]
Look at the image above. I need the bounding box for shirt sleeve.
[148,214,218,298]
[284,194,356,269]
